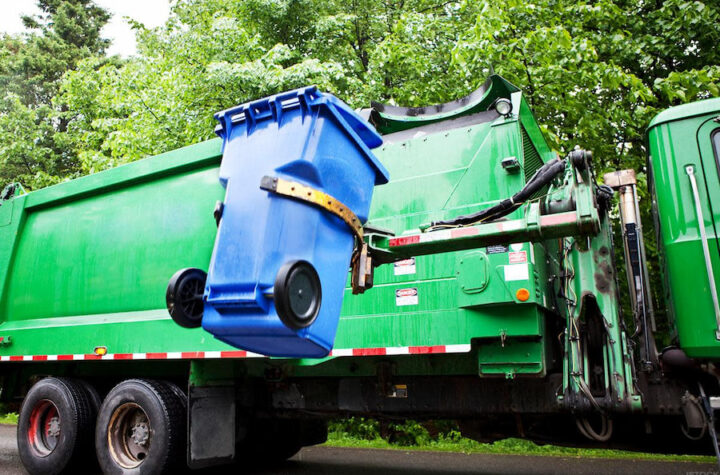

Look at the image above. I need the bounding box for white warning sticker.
[395,288,419,306]
[504,264,529,281]
[508,251,527,264]
[394,258,417,276]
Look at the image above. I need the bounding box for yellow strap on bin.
[260,176,364,242]
[260,175,372,294]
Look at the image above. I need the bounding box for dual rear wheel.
[18,377,315,474]
[95,379,186,474]
[17,378,98,475]
[18,377,186,475]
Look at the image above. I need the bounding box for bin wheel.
[17,377,98,475]
[95,379,186,474]
[166,268,207,328]
[274,260,322,330]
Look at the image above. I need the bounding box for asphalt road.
[1,424,717,474]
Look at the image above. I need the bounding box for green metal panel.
[0,139,240,357]
[337,86,555,377]
[647,98,720,358]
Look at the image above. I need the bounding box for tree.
[0,0,110,189]
[54,0,475,172]
[8,0,717,184]
[454,0,720,173]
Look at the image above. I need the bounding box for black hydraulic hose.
[429,157,567,228]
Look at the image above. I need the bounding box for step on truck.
[2,75,720,473]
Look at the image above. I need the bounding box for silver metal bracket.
[603,169,637,188]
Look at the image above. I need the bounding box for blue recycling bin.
[202,86,389,357]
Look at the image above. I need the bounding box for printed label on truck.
[508,251,527,264]
[394,258,416,276]
[486,245,509,254]
[395,288,419,306]
[504,264,529,281]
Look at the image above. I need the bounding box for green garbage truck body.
[0,76,553,363]
[1,75,720,472]
[0,141,225,357]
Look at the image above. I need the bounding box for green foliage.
[454,0,719,175]
[51,0,474,171]
[1,0,718,187]
[34,0,718,185]
[330,418,465,446]
[0,403,18,424]
[0,412,18,425]
[328,417,381,441]
[0,0,110,189]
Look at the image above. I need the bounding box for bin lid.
[214,87,389,185]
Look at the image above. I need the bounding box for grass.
[325,420,717,463]
[0,412,17,425]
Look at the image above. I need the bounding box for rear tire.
[17,377,98,475]
[78,379,102,414]
[95,379,186,475]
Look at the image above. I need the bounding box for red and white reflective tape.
[387,212,579,248]
[0,344,471,362]
[388,228,485,247]
[328,344,471,357]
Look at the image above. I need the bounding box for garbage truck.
[1,74,720,474]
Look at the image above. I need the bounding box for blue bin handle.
[214,87,381,148]
[215,87,320,135]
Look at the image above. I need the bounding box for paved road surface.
[1,424,716,474]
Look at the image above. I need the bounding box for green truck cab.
[647,98,720,358]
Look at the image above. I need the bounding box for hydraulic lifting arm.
[354,151,643,417]
[354,152,601,290]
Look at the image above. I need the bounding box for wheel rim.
[27,400,61,457]
[178,275,204,319]
[107,403,152,469]
[275,260,322,329]
[287,266,318,321]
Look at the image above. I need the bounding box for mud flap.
[187,386,235,469]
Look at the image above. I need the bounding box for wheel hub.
[108,403,152,469]
[131,422,149,446]
[27,399,60,457]
[47,417,60,438]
